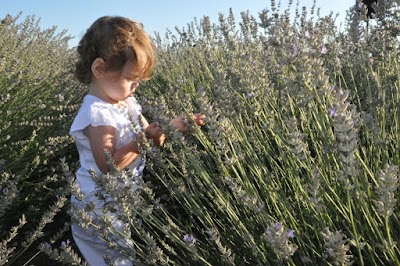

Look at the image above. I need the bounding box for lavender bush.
[1,0,400,265]
[0,13,82,265]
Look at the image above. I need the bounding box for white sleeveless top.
[70,95,144,195]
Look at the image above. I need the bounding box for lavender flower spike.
[321,45,327,55]
[183,234,196,245]
[328,107,337,118]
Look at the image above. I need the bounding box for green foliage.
[0,13,84,265]
[1,1,400,265]
[133,2,400,265]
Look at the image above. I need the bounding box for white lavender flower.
[321,227,354,265]
[306,168,325,211]
[263,222,298,260]
[285,116,310,160]
[374,164,399,219]
[331,88,360,190]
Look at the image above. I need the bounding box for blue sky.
[1,0,354,47]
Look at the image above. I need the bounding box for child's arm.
[144,113,205,144]
[84,125,139,173]
[169,113,205,132]
[136,113,205,149]
[84,114,167,174]
[83,123,162,173]
[141,114,166,146]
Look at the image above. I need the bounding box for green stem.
[21,251,41,266]
[385,216,400,264]
[347,192,364,266]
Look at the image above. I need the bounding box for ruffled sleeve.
[70,97,118,138]
[91,105,117,128]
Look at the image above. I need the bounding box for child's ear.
[91,58,106,79]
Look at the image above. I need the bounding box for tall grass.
[1,1,400,265]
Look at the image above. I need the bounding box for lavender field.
[1,1,400,265]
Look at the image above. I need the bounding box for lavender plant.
[135,1,400,264]
[0,13,84,265]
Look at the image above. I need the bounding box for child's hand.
[144,122,166,146]
[170,113,206,132]
[193,113,206,126]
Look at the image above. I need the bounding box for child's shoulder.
[82,94,110,108]
[76,95,119,117]
[70,95,117,135]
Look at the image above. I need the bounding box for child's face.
[99,61,139,103]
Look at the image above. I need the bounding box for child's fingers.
[193,113,205,125]
[147,122,159,128]
[145,122,164,137]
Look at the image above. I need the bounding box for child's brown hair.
[75,16,155,84]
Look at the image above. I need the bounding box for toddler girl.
[70,16,204,265]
